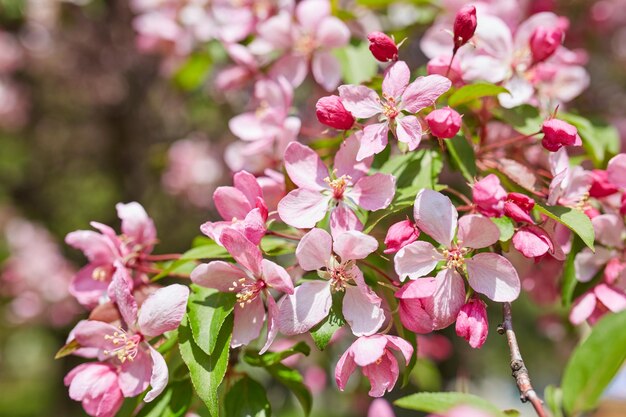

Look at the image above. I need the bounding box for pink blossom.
[252,0,350,91]
[335,334,413,397]
[530,26,563,64]
[384,219,420,254]
[368,399,396,417]
[278,228,385,336]
[277,136,395,233]
[512,225,553,258]
[426,107,462,139]
[338,60,451,160]
[574,214,625,283]
[65,202,157,308]
[394,189,521,302]
[64,362,124,417]
[472,174,506,217]
[570,284,626,325]
[70,267,189,404]
[367,32,398,62]
[589,169,619,198]
[316,95,355,130]
[453,5,477,52]
[503,192,535,224]
[541,118,582,152]
[191,228,293,350]
[455,298,488,349]
[548,148,592,207]
[200,170,268,246]
[304,366,327,395]
[607,153,626,190]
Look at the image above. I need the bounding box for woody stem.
[479,131,542,154]
[498,302,549,417]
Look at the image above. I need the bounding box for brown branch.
[266,230,302,241]
[498,302,549,417]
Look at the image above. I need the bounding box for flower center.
[381,93,399,119]
[295,34,317,56]
[325,174,351,200]
[229,278,266,308]
[442,247,468,269]
[91,266,110,281]
[103,328,142,363]
[327,260,355,293]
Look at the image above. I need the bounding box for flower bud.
[472,174,506,217]
[504,192,535,224]
[530,26,563,64]
[589,169,618,198]
[367,32,398,62]
[541,119,582,152]
[426,107,462,139]
[455,298,488,349]
[384,219,419,254]
[453,5,477,52]
[315,95,355,130]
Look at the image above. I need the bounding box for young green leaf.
[448,82,509,107]
[394,392,511,417]
[310,305,345,351]
[187,285,236,355]
[266,363,312,416]
[535,205,594,250]
[136,379,193,417]
[333,42,378,85]
[491,216,515,242]
[245,341,311,367]
[446,135,477,181]
[224,376,272,417]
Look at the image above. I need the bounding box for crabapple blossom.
[426,107,462,139]
[504,192,535,224]
[277,136,395,233]
[570,284,626,325]
[394,189,521,302]
[64,362,124,417]
[384,219,420,254]
[472,174,506,217]
[335,334,413,397]
[68,266,189,406]
[200,170,268,246]
[316,95,355,130]
[548,148,592,207]
[453,5,477,52]
[367,32,398,62]
[541,118,582,152]
[589,169,619,198]
[338,60,451,160]
[530,26,564,64]
[607,153,626,190]
[65,202,157,308]
[455,298,489,349]
[191,228,293,350]
[278,228,385,336]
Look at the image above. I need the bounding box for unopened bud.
[530,26,563,64]
[453,5,477,52]
[541,119,581,152]
[316,95,355,130]
[367,32,398,62]
[426,107,462,139]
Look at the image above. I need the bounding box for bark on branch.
[498,302,549,417]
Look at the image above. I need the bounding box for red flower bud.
[530,26,563,64]
[455,298,488,349]
[453,5,477,52]
[589,169,619,198]
[541,119,581,152]
[315,95,355,130]
[367,31,398,62]
[384,219,419,254]
[504,192,535,224]
[426,107,462,139]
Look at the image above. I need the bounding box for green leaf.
[266,364,312,416]
[544,385,564,417]
[560,113,620,167]
[136,379,193,417]
[310,305,346,350]
[179,314,232,417]
[562,310,626,415]
[498,105,543,136]
[561,236,584,307]
[491,217,515,242]
[224,376,271,417]
[334,42,378,85]
[55,339,81,359]
[535,205,594,250]
[181,241,230,260]
[446,135,477,181]
[174,53,212,91]
[187,285,236,355]
[379,148,442,189]
[260,235,297,256]
[395,392,509,417]
[245,341,311,367]
[410,358,442,392]
[448,82,509,107]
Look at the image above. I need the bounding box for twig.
[141,253,182,261]
[266,230,302,241]
[497,302,549,417]
[359,260,400,287]
[132,264,190,279]
[478,131,541,154]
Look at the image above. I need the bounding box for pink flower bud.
[384,219,419,254]
[504,192,535,224]
[315,95,355,130]
[453,5,477,52]
[472,174,506,217]
[455,298,488,349]
[530,26,563,64]
[541,119,582,152]
[426,107,462,139]
[367,31,398,62]
[589,169,619,198]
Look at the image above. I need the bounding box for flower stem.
[359,260,400,287]
[266,230,302,241]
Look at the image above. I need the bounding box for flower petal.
[261,259,294,294]
[333,230,378,261]
[232,296,265,348]
[424,269,466,330]
[569,291,597,325]
[190,261,246,291]
[116,202,156,248]
[343,285,385,336]
[357,122,389,161]
[413,188,457,247]
[312,51,342,92]
[138,284,189,337]
[395,115,422,151]
[260,296,280,354]
[278,189,331,229]
[334,133,373,183]
[296,228,333,271]
[457,214,500,249]
[278,281,332,335]
[338,85,382,119]
[329,205,363,237]
[119,347,152,397]
[335,346,357,391]
[401,75,451,113]
[111,266,138,328]
[284,141,329,191]
[394,241,442,281]
[350,173,396,211]
[143,346,168,402]
[213,186,253,221]
[466,253,521,302]
[574,247,613,283]
[382,61,410,99]
[220,228,263,277]
[362,351,398,397]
